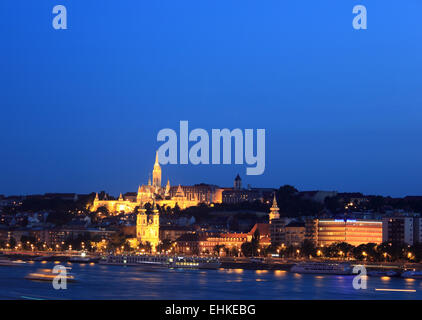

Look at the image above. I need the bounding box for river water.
[0,261,421,300]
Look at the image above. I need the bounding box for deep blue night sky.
[1,1,421,197]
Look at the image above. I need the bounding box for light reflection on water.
[0,262,421,300]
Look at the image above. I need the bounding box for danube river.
[0,261,421,299]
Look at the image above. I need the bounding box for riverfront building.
[308,219,383,246]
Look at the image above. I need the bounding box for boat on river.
[367,270,399,277]
[100,254,221,270]
[25,268,77,282]
[401,270,422,279]
[290,262,353,275]
[69,252,99,263]
[0,259,26,266]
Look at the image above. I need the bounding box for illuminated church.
[136,201,160,248]
[90,152,200,214]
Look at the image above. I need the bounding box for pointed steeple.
[152,151,162,188]
[137,186,142,202]
[155,151,159,166]
[118,193,123,201]
[272,194,278,208]
[95,193,99,201]
[165,179,171,196]
[269,193,280,221]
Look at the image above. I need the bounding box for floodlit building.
[136,203,159,248]
[91,152,202,213]
[310,219,383,246]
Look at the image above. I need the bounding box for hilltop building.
[90,152,201,213]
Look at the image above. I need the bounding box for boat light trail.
[375,288,416,293]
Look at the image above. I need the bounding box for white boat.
[100,254,221,270]
[367,270,398,277]
[69,256,91,263]
[290,262,353,275]
[249,257,265,263]
[0,259,26,266]
[401,270,422,279]
[69,252,99,263]
[25,268,77,282]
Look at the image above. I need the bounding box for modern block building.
[382,217,414,245]
[306,219,383,246]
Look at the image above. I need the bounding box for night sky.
[1,1,421,197]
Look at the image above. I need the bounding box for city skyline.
[1,148,421,199]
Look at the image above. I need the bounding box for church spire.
[269,193,280,221]
[165,179,171,196]
[152,151,162,188]
[272,193,278,208]
[137,186,142,202]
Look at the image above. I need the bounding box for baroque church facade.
[136,201,160,248]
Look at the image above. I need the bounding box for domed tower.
[152,151,162,188]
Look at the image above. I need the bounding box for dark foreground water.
[0,261,421,299]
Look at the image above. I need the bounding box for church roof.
[248,223,270,237]
[174,185,185,198]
